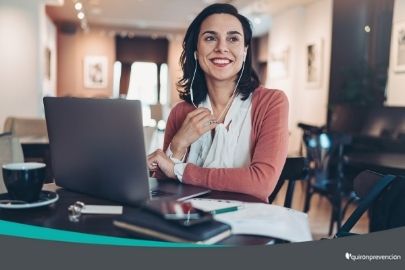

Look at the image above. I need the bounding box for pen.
[210,206,241,215]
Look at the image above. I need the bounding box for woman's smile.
[209,57,233,67]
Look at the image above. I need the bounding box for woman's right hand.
[170,108,217,159]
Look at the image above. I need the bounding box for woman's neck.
[206,79,236,114]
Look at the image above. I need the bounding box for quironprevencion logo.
[345,252,401,262]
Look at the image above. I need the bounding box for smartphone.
[142,200,213,226]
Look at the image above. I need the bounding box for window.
[127,62,158,104]
[112,61,122,98]
[159,63,168,105]
[126,62,168,126]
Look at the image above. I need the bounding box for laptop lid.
[44,97,150,205]
[44,97,210,206]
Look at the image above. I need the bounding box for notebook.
[113,207,232,244]
[43,97,210,206]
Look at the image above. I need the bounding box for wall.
[167,34,184,106]
[386,0,405,106]
[0,0,46,131]
[266,7,304,153]
[57,27,182,106]
[0,0,41,130]
[266,0,333,153]
[41,13,57,99]
[57,28,115,98]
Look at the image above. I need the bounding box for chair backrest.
[150,104,163,122]
[268,157,308,208]
[369,175,405,232]
[0,133,24,193]
[298,123,351,184]
[304,132,332,180]
[335,170,397,237]
[3,117,48,138]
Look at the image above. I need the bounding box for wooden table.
[344,152,405,175]
[0,182,280,245]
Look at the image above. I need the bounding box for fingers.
[191,109,212,123]
[147,149,176,178]
[185,108,211,121]
[197,114,218,133]
[188,109,216,133]
[147,149,164,171]
[150,160,158,171]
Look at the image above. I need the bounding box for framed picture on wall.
[392,21,405,73]
[44,47,51,80]
[306,39,323,89]
[84,56,108,88]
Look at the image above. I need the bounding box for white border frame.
[306,39,323,89]
[83,56,108,88]
[392,21,405,73]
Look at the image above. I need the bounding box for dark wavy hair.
[177,3,260,105]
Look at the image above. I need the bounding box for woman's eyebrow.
[227,31,242,36]
[201,30,217,35]
[201,30,242,36]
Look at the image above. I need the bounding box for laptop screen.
[44,97,150,205]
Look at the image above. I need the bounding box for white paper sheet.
[187,199,312,243]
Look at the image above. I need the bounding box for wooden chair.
[3,116,48,138]
[298,122,353,235]
[268,157,308,208]
[335,170,397,238]
[0,133,24,193]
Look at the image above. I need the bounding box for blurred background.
[1,0,404,238]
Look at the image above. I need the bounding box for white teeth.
[212,59,231,64]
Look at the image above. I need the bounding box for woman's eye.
[228,36,240,42]
[205,36,216,41]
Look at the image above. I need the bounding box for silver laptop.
[43,97,209,206]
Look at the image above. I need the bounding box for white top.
[167,94,252,181]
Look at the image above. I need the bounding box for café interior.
[0,0,404,241]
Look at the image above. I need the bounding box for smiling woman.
[146,3,289,202]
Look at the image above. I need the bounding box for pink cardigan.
[159,87,289,202]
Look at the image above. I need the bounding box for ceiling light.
[74,2,82,11]
[72,1,89,32]
[77,12,85,20]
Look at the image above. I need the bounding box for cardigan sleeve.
[182,90,289,202]
[152,102,192,179]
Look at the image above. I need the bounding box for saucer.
[0,191,59,209]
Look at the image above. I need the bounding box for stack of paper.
[187,198,312,243]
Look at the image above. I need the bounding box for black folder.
[113,208,232,244]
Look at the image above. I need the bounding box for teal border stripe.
[0,220,213,248]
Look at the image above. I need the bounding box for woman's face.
[196,13,246,84]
